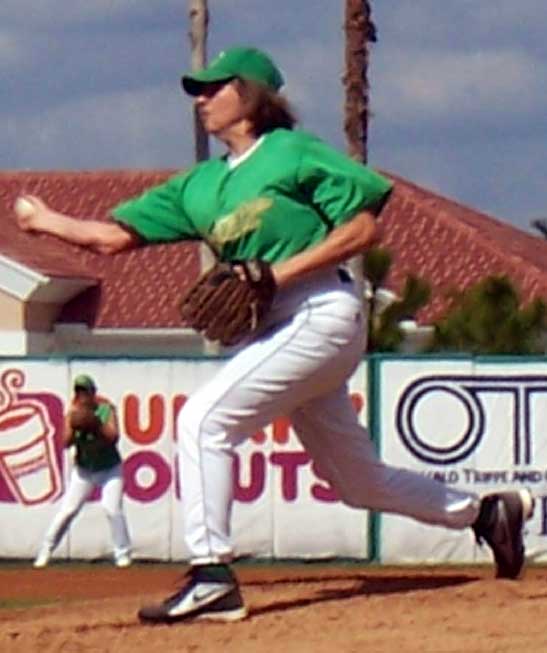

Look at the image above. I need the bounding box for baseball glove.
[69,404,101,433]
[179,260,277,346]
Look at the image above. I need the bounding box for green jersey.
[112,128,392,263]
[74,401,121,472]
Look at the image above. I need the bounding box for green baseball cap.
[181,46,284,96]
[73,374,96,392]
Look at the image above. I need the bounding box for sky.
[1,1,547,235]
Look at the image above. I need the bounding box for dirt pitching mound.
[1,563,547,653]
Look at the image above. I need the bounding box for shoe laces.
[159,569,195,606]
[162,565,234,606]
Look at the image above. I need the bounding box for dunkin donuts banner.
[0,358,369,562]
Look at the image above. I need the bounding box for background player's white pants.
[40,464,131,560]
[177,268,480,564]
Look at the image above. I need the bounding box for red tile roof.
[378,173,547,323]
[0,169,546,328]
[0,170,199,328]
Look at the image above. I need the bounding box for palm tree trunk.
[343,0,376,163]
[343,1,378,345]
[188,0,210,161]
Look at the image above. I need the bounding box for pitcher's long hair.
[235,78,298,135]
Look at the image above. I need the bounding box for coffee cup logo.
[0,369,63,505]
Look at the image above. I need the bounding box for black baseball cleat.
[472,489,535,579]
[138,564,247,624]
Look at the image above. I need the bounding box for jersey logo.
[209,197,273,250]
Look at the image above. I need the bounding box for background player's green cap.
[181,46,284,96]
[73,374,96,392]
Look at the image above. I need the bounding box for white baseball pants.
[177,268,480,564]
[40,463,131,560]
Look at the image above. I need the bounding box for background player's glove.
[68,405,101,433]
[179,260,277,346]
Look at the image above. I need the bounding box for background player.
[33,374,132,568]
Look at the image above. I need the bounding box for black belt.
[337,268,352,283]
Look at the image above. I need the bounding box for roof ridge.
[0,168,179,178]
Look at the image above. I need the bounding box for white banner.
[0,358,369,562]
[378,357,547,564]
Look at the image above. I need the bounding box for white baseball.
[14,197,36,218]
